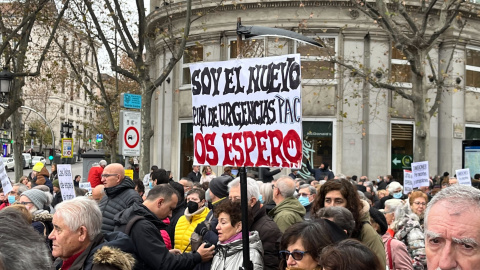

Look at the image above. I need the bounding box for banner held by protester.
[190,54,303,168]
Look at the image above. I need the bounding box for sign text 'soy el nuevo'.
[190,54,303,168]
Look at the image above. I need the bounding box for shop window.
[466,127,480,140]
[391,123,414,184]
[298,121,333,179]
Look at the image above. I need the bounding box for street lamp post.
[0,67,14,104]
[28,127,36,154]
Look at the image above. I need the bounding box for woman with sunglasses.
[211,199,263,270]
[279,219,348,270]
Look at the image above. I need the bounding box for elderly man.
[7,183,27,204]
[268,176,305,232]
[88,160,107,188]
[114,184,214,270]
[228,177,282,270]
[187,165,201,183]
[179,177,193,196]
[425,185,480,270]
[49,197,135,269]
[99,163,143,232]
[298,184,316,219]
[91,184,105,203]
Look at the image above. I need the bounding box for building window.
[466,46,480,91]
[61,105,65,112]
[466,126,480,140]
[77,108,80,115]
[179,122,194,178]
[296,37,336,81]
[391,44,412,85]
[229,38,265,59]
[298,121,333,179]
[182,45,203,85]
[70,107,73,115]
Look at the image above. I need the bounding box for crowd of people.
[0,161,479,270]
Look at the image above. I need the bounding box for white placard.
[190,54,303,168]
[456,168,472,186]
[79,182,92,192]
[411,161,430,188]
[57,164,76,201]
[403,170,413,195]
[0,157,12,195]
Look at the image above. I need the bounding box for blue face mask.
[7,195,15,204]
[258,194,264,204]
[393,192,402,199]
[149,182,153,189]
[298,196,310,206]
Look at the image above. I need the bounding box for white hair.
[55,196,102,241]
[424,185,480,229]
[386,181,403,194]
[228,177,260,201]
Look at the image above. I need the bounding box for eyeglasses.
[298,193,310,197]
[279,250,309,261]
[413,202,427,206]
[101,174,118,178]
[17,202,33,205]
[272,185,277,190]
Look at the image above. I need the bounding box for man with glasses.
[99,163,143,233]
[297,184,316,220]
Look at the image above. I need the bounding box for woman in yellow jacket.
[174,188,210,252]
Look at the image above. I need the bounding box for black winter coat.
[114,203,202,270]
[99,177,143,233]
[306,162,334,180]
[187,171,201,182]
[250,201,282,270]
[260,168,281,183]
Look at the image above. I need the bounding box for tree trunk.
[411,58,430,163]
[140,80,153,178]
[13,110,24,182]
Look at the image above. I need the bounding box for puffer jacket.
[51,231,136,270]
[211,231,264,270]
[174,206,210,252]
[99,177,143,233]
[268,197,305,232]
[394,204,427,270]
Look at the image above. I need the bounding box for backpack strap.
[204,212,215,230]
[387,238,393,270]
[125,216,145,236]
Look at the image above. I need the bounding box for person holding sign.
[425,185,480,270]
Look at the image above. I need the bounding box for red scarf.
[61,249,85,270]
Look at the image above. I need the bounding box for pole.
[239,167,252,270]
[237,17,242,59]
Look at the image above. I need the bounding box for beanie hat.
[369,207,388,235]
[32,162,44,172]
[209,175,233,199]
[21,189,48,210]
[52,179,59,188]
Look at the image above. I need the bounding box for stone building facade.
[146,0,480,181]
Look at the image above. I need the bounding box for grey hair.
[319,180,327,186]
[55,196,102,241]
[259,183,274,204]
[364,181,374,192]
[276,176,296,198]
[335,173,346,180]
[387,181,403,194]
[424,185,480,229]
[12,183,27,196]
[0,210,52,269]
[99,160,107,166]
[228,177,260,201]
[357,191,367,200]
[299,184,316,195]
[384,199,404,229]
[315,206,356,237]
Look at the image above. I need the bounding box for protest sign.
[0,157,12,195]
[190,54,303,168]
[411,161,429,188]
[403,170,413,194]
[79,182,92,192]
[57,164,76,201]
[455,168,472,186]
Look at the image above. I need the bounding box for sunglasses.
[279,250,309,261]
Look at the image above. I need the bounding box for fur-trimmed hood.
[92,246,135,270]
[33,210,53,222]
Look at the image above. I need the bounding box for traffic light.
[10,140,13,144]
[49,155,53,161]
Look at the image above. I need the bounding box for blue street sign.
[121,93,142,109]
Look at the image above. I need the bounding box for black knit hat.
[369,207,388,235]
[209,175,233,198]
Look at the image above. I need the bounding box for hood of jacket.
[268,197,306,218]
[216,231,263,257]
[105,176,136,198]
[33,211,53,222]
[92,245,135,270]
[114,202,166,230]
